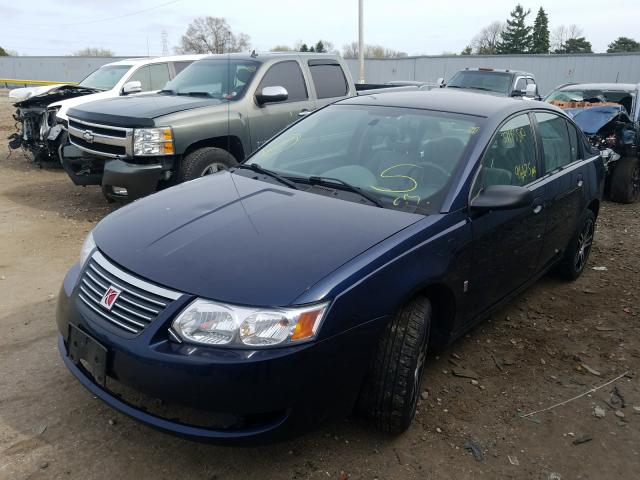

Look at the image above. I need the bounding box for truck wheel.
[178,147,237,183]
[358,296,431,434]
[609,157,640,204]
[557,209,595,280]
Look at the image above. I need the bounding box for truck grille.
[68,116,133,158]
[77,251,182,335]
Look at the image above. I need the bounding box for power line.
[8,0,183,27]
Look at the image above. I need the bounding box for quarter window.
[480,114,537,188]
[535,112,572,173]
[309,63,348,99]
[258,61,308,102]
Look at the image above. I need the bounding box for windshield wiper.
[176,91,212,97]
[307,176,384,208]
[233,164,299,190]
[159,89,175,94]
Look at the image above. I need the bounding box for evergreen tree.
[315,40,326,53]
[300,43,309,52]
[555,37,592,54]
[607,37,640,53]
[498,4,532,54]
[0,46,8,56]
[531,7,549,53]
[461,45,473,55]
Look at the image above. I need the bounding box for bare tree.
[175,17,250,54]
[72,47,114,56]
[470,21,505,55]
[270,45,294,52]
[342,42,407,58]
[551,24,583,52]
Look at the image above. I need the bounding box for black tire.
[177,147,237,183]
[609,157,640,204]
[557,209,596,280]
[358,296,432,434]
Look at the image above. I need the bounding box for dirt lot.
[0,90,638,480]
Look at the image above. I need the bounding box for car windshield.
[79,65,131,90]
[546,89,635,114]
[162,59,259,99]
[447,71,512,94]
[246,104,482,215]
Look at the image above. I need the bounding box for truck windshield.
[247,105,482,215]
[79,65,131,91]
[447,71,511,94]
[163,59,259,99]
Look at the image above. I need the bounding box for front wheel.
[609,157,640,204]
[177,147,237,183]
[358,296,432,434]
[557,209,596,280]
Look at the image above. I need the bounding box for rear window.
[309,63,348,99]
[447,71,512,94]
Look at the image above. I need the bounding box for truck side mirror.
[436,77,445,88]
[122,81,142,95]
[256,86,288,105]
[525,84,537,98]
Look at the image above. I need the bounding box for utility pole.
[161,30,169,56]
[358,0,364,83]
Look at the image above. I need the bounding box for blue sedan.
[56,89,604,442]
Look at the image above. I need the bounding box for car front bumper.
[55,263,384,443]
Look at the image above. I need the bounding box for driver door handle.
[532,197,544,214]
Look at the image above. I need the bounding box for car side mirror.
[255,86,288,105]
[122,81,142,95]
[470,185,533,211]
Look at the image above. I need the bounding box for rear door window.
[309,63,348,99]
[172,61,192,76]
[258,61,308,102]
[534,112,573,173]
[479,113,538,188]
[127,63,170,92]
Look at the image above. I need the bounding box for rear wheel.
[557,209,595,280]
[358,296,432,434]
[609,157,640,204]
[177,147,237,183]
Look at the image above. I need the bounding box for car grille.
[67,116,133,158]
[77,250,182,335]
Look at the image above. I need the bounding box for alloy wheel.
[574,218,594,273]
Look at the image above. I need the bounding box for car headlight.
[171,299,329,348]
[80,231,96,266]
[133,127,174,156]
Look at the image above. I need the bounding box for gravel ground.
[0,90,639,480]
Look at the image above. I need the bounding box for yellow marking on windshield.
[371,163,419,193]
[514,162,536,182]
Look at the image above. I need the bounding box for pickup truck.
[443,68,540,100]
[62,52,404,201]
[8,55,204,163]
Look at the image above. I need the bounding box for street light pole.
[358,0,364,83]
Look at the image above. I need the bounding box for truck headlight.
[171,299,329,348]
[133,127,174,156]
[80,231,96,266]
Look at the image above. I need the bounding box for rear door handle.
[577,173,584,187]
[298,109,312,117]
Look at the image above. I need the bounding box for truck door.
[307,59,351,109]
[465,113,546,321]
[248,60,313,151]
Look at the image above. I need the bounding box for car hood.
[67,93,223,127]
[9,84,66,102]
[11,84,101,108]
[564,105,629,135]
[94,172,422,306]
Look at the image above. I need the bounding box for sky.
[2,0,639,57]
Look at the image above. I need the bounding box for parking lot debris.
[421,391,429,400]
[572,435,593,445]
[108,418,116,426]
[579,363,601,376]
[595,326,615,331]
[39,462,49,470]
[508,455,520,466]
[519,371,629,418]
[452,367,479,380]
[594,406,606,418]
[464,440,484,462]
[592,266,608,271]
[339,471,349,480]
[610,386,626,408]
[614,410,625,419]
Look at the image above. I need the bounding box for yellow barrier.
[0,78,79,87]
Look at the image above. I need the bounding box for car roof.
[558,82,637,92]
[459,68,534,77]
[102,54,208,67]
[197,52,341,63]
[338,89,557,118]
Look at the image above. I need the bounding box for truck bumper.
[102,159,163,201]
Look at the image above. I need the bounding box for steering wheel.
[417,161,451,185]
